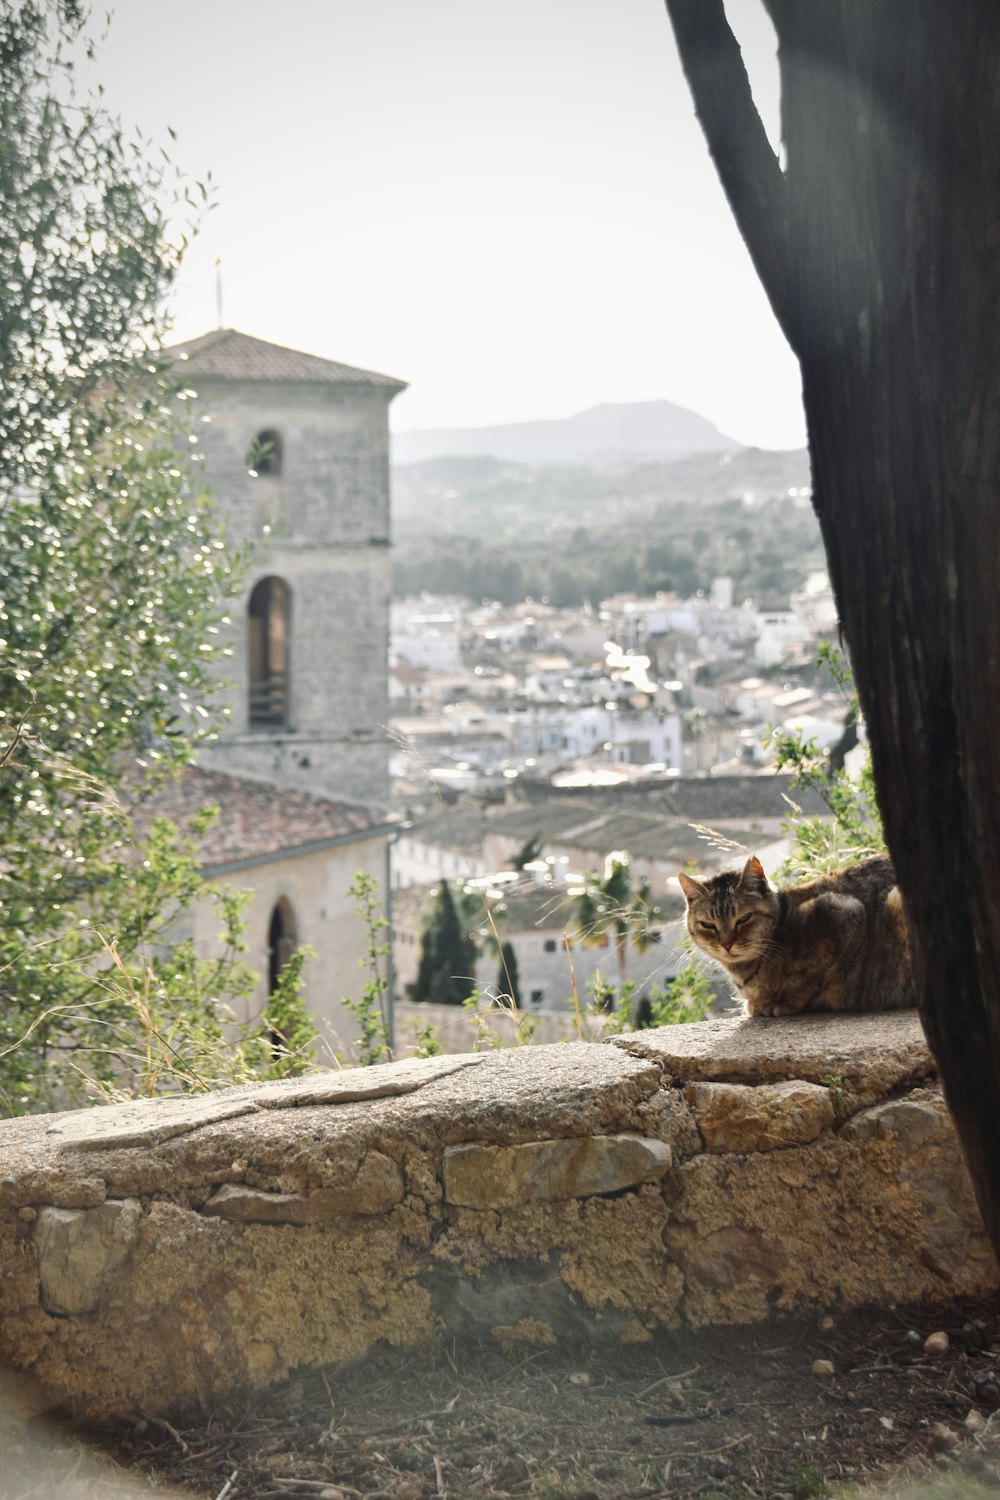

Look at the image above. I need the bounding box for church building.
[154,329,407,1053]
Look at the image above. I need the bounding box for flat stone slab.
[613,1011,933,1104]
[442,1134,673,1208]
[40,1054,484,1153]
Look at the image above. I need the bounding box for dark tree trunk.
[665,0,1000,1258]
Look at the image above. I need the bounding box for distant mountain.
[391,446,811,536]
[392,399,743,467]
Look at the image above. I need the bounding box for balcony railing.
[249,674,288,728]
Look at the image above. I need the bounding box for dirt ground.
[39,1295,994,1500]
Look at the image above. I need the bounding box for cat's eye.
[697,920,717,933]
[735,914,754,928]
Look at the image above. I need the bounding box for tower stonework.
[171,329,406,808]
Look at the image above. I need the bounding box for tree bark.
[663,0,796,342]
[665,0,1000,1258]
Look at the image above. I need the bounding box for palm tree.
[569,851,661,992]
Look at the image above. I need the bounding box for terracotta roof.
[133,766,396,871]
[166,328,407,393]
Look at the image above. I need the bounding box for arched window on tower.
[248,576,291,728]
[248,427,283,478]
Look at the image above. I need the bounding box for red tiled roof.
[133,766,396,871]
[166,328,407,392]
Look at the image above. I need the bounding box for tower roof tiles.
[166,328,407,393]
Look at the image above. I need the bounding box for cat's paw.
[746,997,801,1018]
[745,997,774,1017]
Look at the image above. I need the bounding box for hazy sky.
[90,0,805,449]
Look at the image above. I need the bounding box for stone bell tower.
[170,328,406,808]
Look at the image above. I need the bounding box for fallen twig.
[215,1470,239,1500]
[637,1365,700,1399]
[149,1414,190,1455]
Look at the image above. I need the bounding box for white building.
[391,606,464,673]
[790,571,838,634]
[753,609,808,666]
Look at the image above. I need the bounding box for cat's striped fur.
[677,855,914,1016]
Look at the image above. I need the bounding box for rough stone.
[0,1172,108,1210]
[203,1152,404,1220]
[843,1092,994,1282]
[683,1079,835,1152]
[663,1116,997,1328]
[442,1133,673,1209]
[32,1199,141,1315]
[613,1011,933,1107]
[842,1094,952,1150]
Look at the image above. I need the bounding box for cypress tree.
[412,881,477,1006]
[495,941,520,1007]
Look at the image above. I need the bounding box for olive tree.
[0,2,313,1110]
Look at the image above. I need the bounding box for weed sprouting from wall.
[340,871,393,1065]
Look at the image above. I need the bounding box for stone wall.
[0,1013,994,1418]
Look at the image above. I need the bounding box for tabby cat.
[677,855,914,1016]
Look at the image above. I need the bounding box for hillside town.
[390,570,841,803]
[388,567,848,1039]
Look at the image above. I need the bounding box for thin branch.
[0,700,34,770]
[663,0,799,346]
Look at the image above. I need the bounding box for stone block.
[844,1093,994,1283]
[32,1199,141,1315]
[202,1152,404,1221]
[841,1094,951,1149]
[442,1133,672,1209]
[683,1079,835,1152]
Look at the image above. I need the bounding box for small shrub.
[768,644,886,881]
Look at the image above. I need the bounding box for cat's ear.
[738,855,769,893]
[677,870,705,903]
